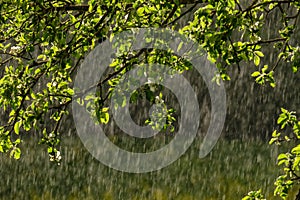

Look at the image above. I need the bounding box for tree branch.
[242,0,296,14]
[53,5,89,11]
[167,1,203,26]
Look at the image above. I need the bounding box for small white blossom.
[11,46,20,50]
[10,46,21,53]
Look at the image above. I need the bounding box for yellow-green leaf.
[251,71,260,77]
[14,121,21,135]
[254,55,260,66]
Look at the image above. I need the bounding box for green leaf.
[281,108,288,113]
[292,144,300,154]
[14,121,21,135]
[277,116,287,126]
[88,3,93,12]
[262,65,268,73]
[48,147,53,153]
[270,82,276,88]
[293,156,300,170]
[37,54,46,60]
[102,107,109,112]
[272,130,280,137]
[255,51,264,57]
[269,3,276,10]
[137,7,145,16]
[228,0,235,8]
[254,55,260,66]
[69,14,77,23]
[177,42,183,52]
[277,153,288,161]
[30,90,37,99]
[100,112,109,124]
[269,137,277,145]
[10,147,21,159]
[292,65,298,73]
[251,71,260,77]
[110,60,119,68]
[34,68,41,75]
[14,138,21,145]
[65,88,74,96]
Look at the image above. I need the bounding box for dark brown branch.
[296,189,300,200]
[286,11,300,19]
[0,51,30,61]
[162,3,178,26]
[235,0,243,11]
[245,37,287,47]
[53,5,89,11]
[242,0,295,14]
[167,1,203,26]
[97,48,151,87]
[179,0,203,4]
[8,69,45,135]
[228,37,241,72]
[74,48,152,99]
[48,100,72,110]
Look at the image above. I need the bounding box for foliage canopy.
[0,0,299,198]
